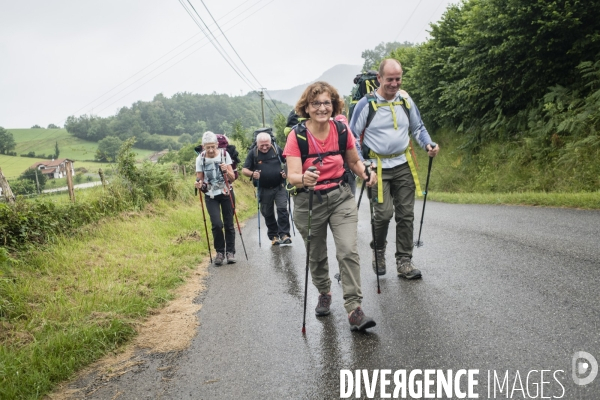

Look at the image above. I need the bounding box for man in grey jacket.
[350,58,439,279]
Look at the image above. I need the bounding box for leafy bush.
[7,180,36,195]
[0,138,191,250]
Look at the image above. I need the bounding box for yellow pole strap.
[368,147,423,202]
[405,146,423,197]
[368,150,402,203]
[375,154,384,202]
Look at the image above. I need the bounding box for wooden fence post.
[99,168,106,187]
[66,161,75,203]
[0,167,15,204]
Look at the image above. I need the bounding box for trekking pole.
[356,161,371,210]
[257,176,261,248]
[288,191,296,236]
[302,166,317,335]
[366,163,381,294]
[415,143,437,248]
[196,187,213,264]
[220,168,249,260]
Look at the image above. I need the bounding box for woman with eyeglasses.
[283,81,378,331]
[195,131,237,266]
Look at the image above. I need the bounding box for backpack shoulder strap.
[201,151,207,172]
[365,93,378,129]
[294,122,310,165]
[332,120,348,157]
[398,90,411,121]
[295,121,348,165]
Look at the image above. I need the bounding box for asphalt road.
[75,199,600,399]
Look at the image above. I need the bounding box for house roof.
[40,167,56,175]
[30,158,74,169]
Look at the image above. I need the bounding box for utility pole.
[34,169,40,194]
[259,88,266,127]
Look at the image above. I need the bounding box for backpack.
[348,70,379,123]
[283,110,307,137]
[293,120,349,165]
[249,127,278,150]
[194,134,241,179]
[248,126,283,160]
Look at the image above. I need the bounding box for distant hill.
[267,64,362,108]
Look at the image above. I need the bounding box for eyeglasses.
[310,101,333,109]
[204,144,217,150]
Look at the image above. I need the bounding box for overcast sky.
[1,0,456,128]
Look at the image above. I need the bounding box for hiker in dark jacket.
[242,132,291,246]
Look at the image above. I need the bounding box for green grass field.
[1,129,158,180]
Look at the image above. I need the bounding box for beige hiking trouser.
[293,183,362,313]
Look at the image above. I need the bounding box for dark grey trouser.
[293,183,362,313]
[259,184,290,240]
[370,162,415,260]
[205,193,235,255]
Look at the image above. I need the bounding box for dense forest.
[364,0,600,192]
[64,92,290,155]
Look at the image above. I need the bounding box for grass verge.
[428,191,600,209]
[0,178,256,399]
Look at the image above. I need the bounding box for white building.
[29,158,75,179]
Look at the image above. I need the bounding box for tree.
[361,41,413,71]
[272,113,287,147]
[178,133,192,144]
[47,123,60,129]
[95,136,123,162]
[31,124,43,129]
[19,167,47,191]
[54,141,60,158]
[230,119,250,150]
[9,179,36,195]
[0,127,16,155]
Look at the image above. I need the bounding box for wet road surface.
[81,200,600,399]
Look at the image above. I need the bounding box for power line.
[198,0,263,89]
[179,0,257,91]
[96,0,277,114]
[194,0,284,116]
[410,0,449,43]
[77,0,262,117]
[2,1,275,170]
[394,0,426,42]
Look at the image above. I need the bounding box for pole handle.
[363,160,372,177]
[306,166,317,191]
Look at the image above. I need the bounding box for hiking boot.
[271,237,281,246]
[280,235,292,244]
[214,252,225,266]
[315,293,331,316]
[348,307,376,331]
[397,257,422,280]
[372,248,386,275]
[226,252,236,264]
